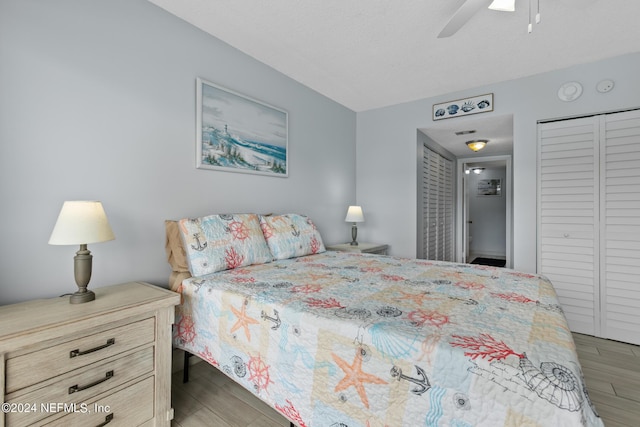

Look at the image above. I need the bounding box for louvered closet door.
[422,146,454,261]
[601,110,640,345]
[425,148,439,259]
[538,117,600,336]
[442,158,454,261]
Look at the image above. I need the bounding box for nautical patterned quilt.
[173,251,603,427]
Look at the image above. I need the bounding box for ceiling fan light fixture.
[466,139,488,152]
[488,0,515,12]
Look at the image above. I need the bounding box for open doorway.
[418,114,513,267]
[458,156,512,268]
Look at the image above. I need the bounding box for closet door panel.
[443,159,454,261]
[538,117,599,335]
[421,146,454,262]
[602,110,640,345]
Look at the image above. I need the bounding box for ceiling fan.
[438,0,515,38]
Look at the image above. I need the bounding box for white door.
[538,109,640,344]
[538,117,600,336]
[600,110,640,344]
[421,145,454,261]
[463,171,470,263]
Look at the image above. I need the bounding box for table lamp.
[49,201,115,303]
[345,205,364,246]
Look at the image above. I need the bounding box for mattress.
[173,251,603,426]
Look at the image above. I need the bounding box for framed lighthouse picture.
[196,77,288,177]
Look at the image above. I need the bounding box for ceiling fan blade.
[437,0,494,38]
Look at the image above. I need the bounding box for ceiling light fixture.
[488,0,515,12]
[466,139,488,152]
[473,167,485,174]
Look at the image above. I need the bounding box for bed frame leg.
[183,351,192,383]
[290,423,295,427]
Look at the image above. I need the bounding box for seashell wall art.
[433,93,494,121]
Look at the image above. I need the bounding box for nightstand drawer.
[6,347,154,427]
[46,376,155,427]
[6,317,155,393]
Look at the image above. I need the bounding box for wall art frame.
[477,179,502,196]
[196,77,288,177]
[432,93,493,121]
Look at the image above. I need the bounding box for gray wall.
[357,52,640,273]
[0,0,356,304]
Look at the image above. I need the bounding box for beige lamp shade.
[49,201,115,245]
[345,205,365,223]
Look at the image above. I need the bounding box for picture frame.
[196,77,288,177]
[477,179,502,196]
[432,93,493,121]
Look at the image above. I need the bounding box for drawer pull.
[68,370,114,394]
[96,413,114,427]
[70,338,115,358]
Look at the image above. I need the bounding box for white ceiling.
[147,0,640,113]
[420,113,513,157]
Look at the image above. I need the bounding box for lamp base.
[70,289,96,304]
[350,223,359,246]
[71,244,95,304]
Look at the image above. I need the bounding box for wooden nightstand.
[326,242,389,255]
[0,281,180,427]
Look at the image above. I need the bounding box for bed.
[166,213,603,427]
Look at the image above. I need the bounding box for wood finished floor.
[171,333,640,427]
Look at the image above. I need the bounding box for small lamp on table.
[345,205,364,246]
[49,201,115,303]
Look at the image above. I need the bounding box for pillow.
[178,213,272,276]
[165,220,190,273]
[165,220,192,291]
[259,214,326,260]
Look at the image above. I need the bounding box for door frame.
[456,155,512,267]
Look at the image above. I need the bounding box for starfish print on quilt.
[230,301,260,341]
[332,350,388,409]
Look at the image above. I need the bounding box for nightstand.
[326,242,389,255]
[0,281,180,427]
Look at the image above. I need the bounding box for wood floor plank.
[225,376,288,425]
[596,348,640,372]
[612,382,640,403]
[182,373,267,426]
[172,381,204,423]
[573,333,640,427]
[587,392,640,427]
[578,352,640,382]
[581,374,616,395]
[574,334,639,356]
[176,407,234,427]
[246,415,289,427]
